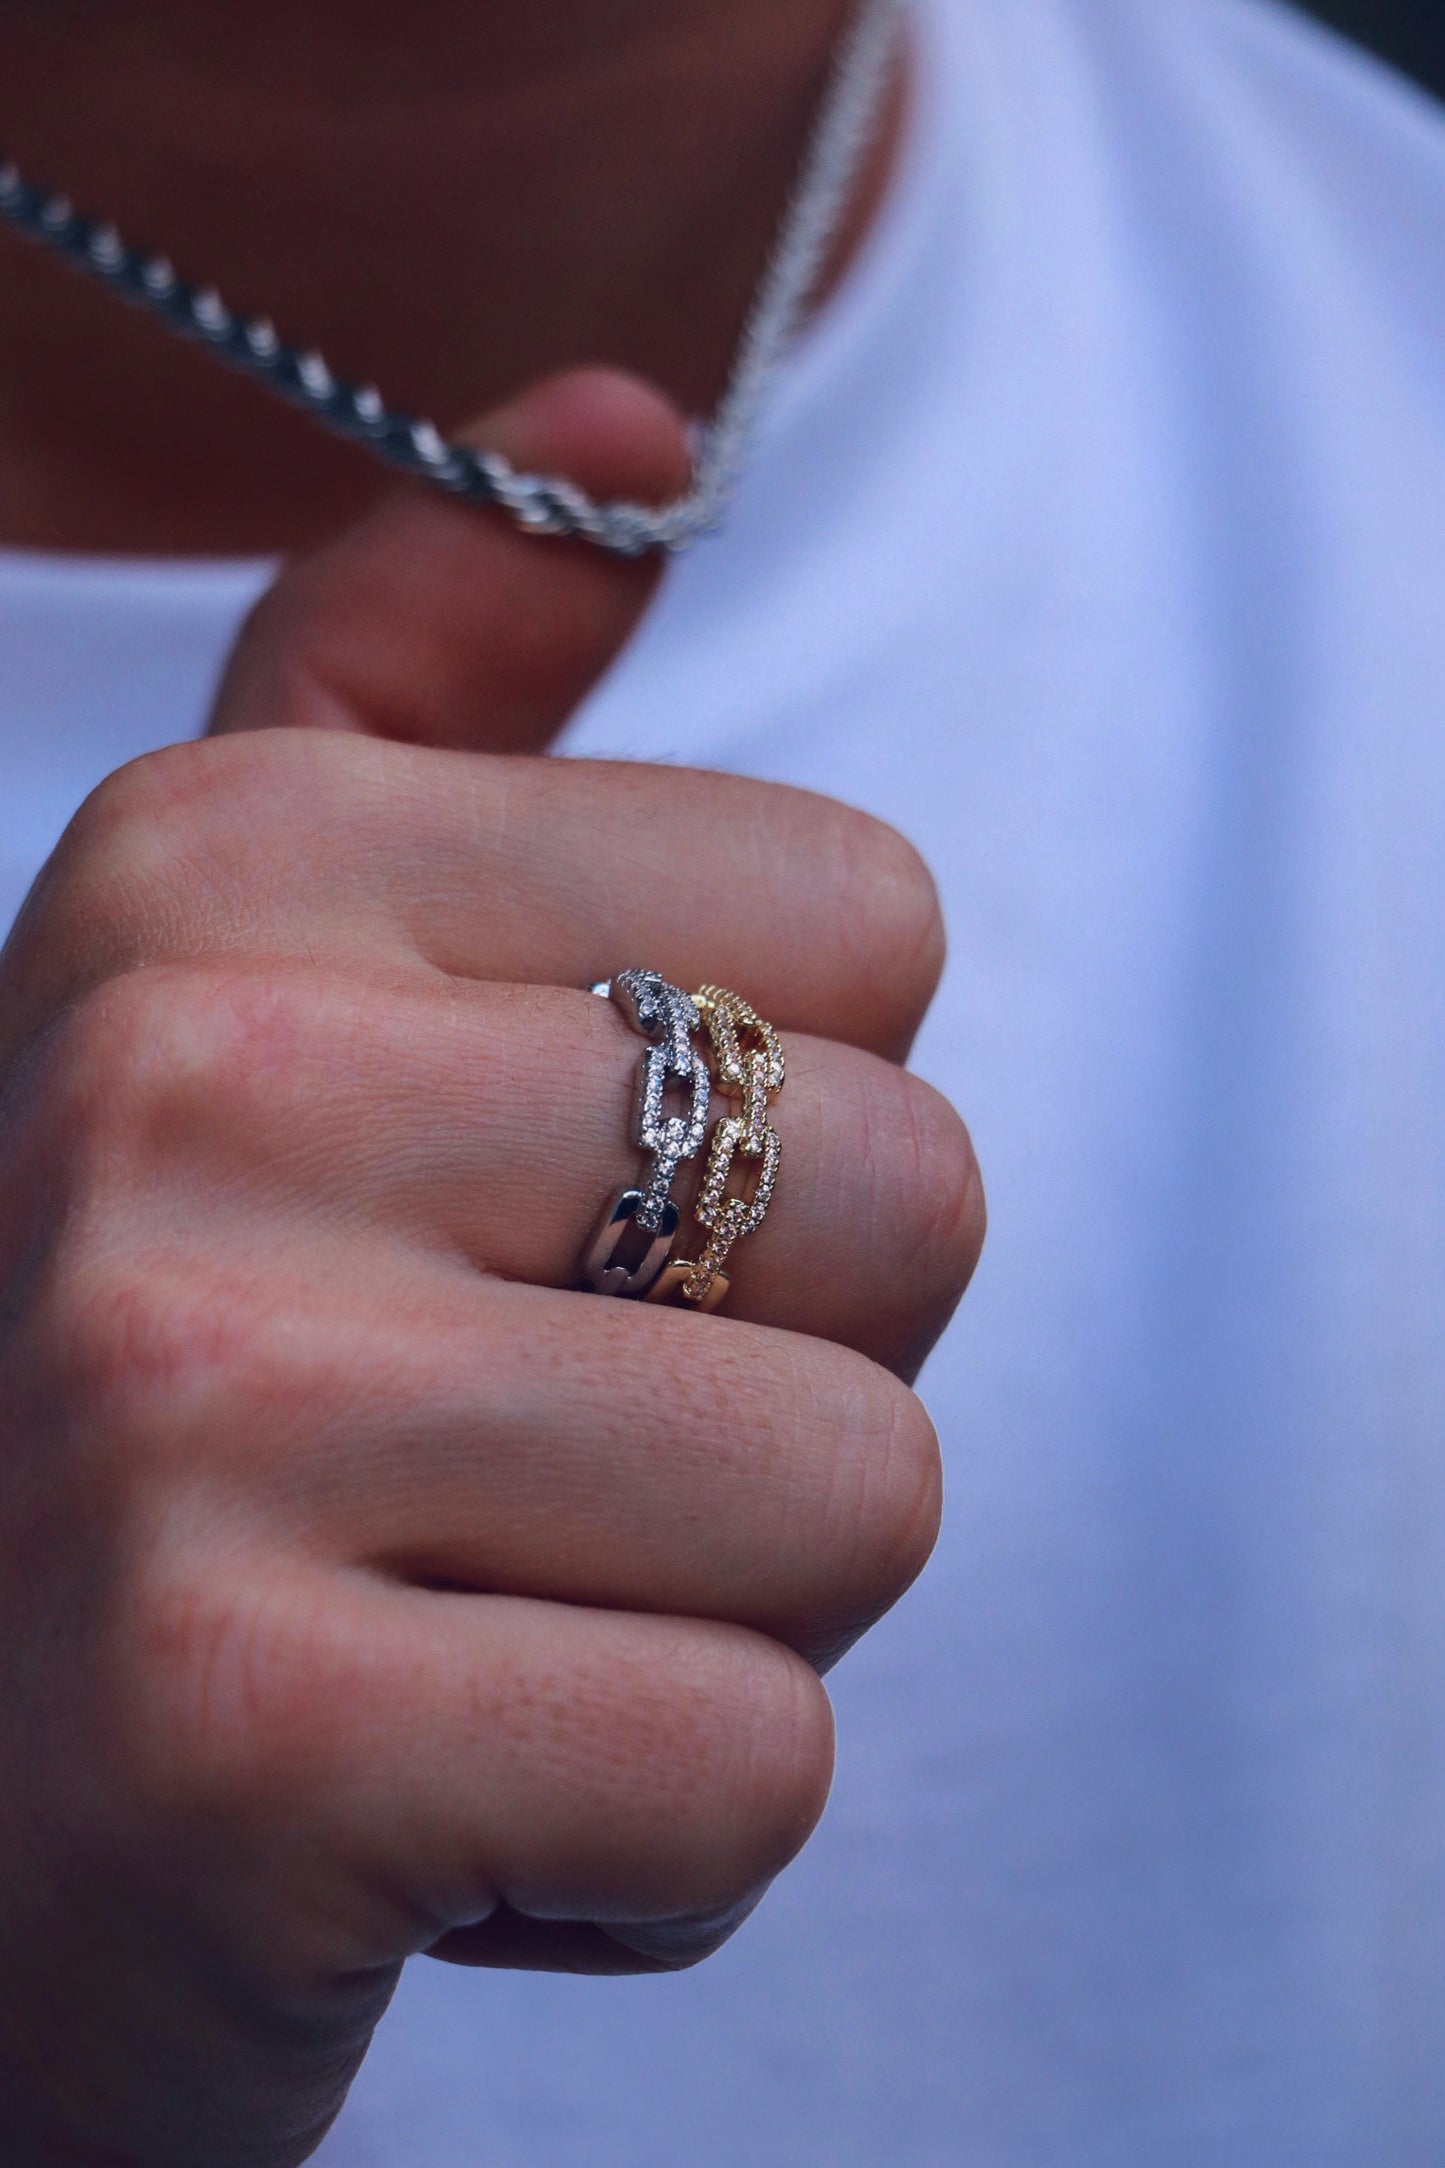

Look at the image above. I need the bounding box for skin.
[0,9,984,2164]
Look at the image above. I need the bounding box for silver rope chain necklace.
[0,0,902,558]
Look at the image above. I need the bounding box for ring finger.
[106,963,985,1378]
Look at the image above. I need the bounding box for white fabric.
[2,0,1443,2159]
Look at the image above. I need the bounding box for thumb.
[208,368,693,755]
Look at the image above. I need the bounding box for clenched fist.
[0,375,983,2166]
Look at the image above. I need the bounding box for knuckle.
[832,807,946,1038]
[874,1376,946,1589]
[891,1073,987,1306]
[119,1547,335,1824]
[117,1552,260,1816]
[60,741,232,903]
[61,959,223,1092]
[46,1240,253,1456]
[31,733,358,989]
[10,968,317,1454]
[13,745,231,995]
[113,1553,428,1990]
[69,741,203,853]
[49,962,322,1181]
[608,1628,834,1900]
[2,754,179,992]
[830,1361,944,1631]
[714,1635,836,1878]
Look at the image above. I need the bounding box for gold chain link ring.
[647,985,786,1313]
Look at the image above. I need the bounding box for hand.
[0,374,984,2166]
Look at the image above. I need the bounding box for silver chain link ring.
[579,971,711,1299]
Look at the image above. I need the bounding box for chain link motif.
[647,986,785,1312]
[579,971,710,1300]
[0,0,902,558]
[617,971,712,1233]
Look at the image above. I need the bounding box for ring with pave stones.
[646,984,786,1315]
[578,970,711,1301]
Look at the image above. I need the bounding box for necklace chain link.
[0,0,903,558]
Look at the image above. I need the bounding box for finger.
[209,368,695,756]
[54,1238,939,1671]
[23,737,945,1062]
[82,969,982,1376]
[130,1550,835,1983]
[426,1896,764,1975]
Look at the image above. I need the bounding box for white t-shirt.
[3,1,1443,2160]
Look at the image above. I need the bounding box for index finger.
[18,730,945,1060]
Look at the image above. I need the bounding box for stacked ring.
[647,985,786,1314]
[578,970,711,1300]
[580,972,785,1313]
